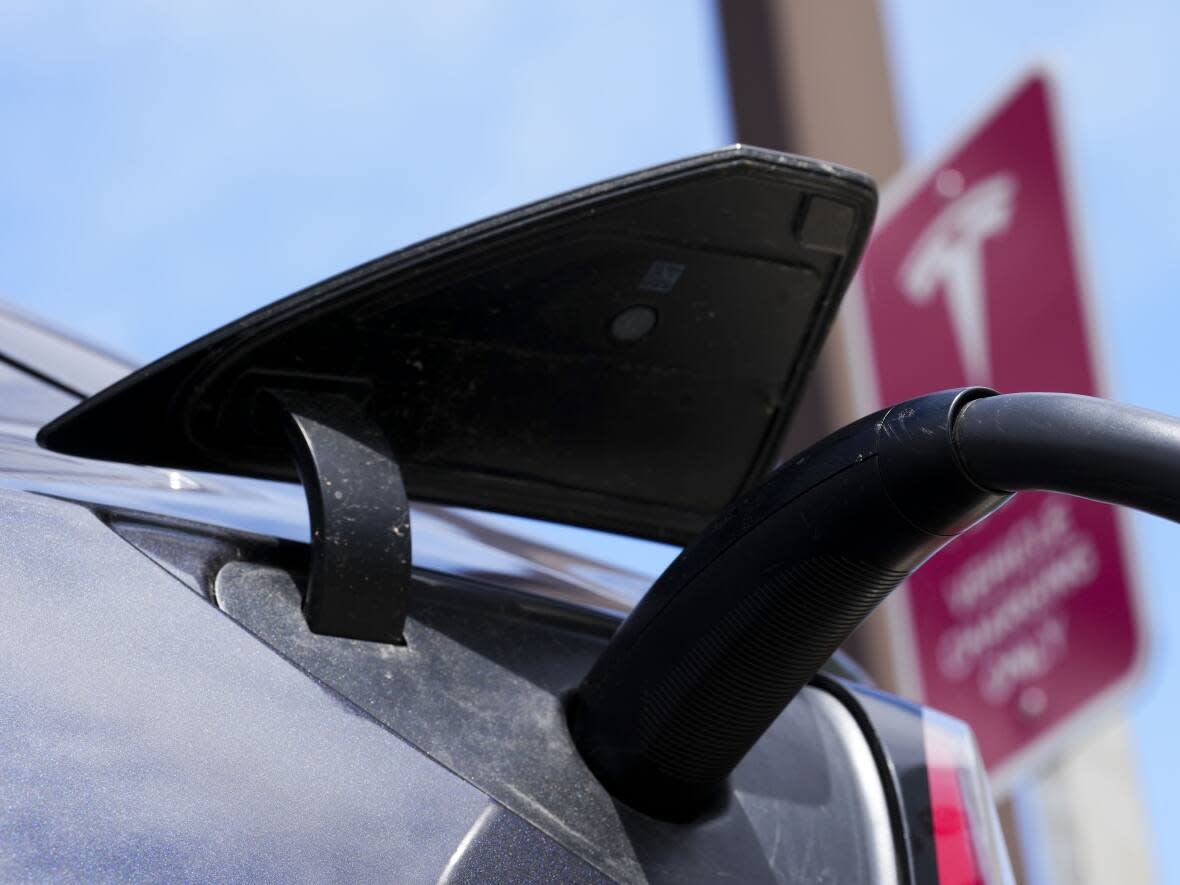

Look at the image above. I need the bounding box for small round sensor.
[609,305,657,343]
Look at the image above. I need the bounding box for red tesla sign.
[853,72,1146,790]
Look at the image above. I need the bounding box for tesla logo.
[897,174,1018,385]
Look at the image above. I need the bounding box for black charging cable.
[956,392,1180,521]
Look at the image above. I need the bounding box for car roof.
[0,299,133,397]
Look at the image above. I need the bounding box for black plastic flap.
[38,147,876,543]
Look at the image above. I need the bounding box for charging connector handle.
[571,387,1007,819]
[571,387,1180,821]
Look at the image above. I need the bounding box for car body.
[0,149,1012,883]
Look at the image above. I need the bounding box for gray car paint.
[0,489,490,881]
[211,559,896,884]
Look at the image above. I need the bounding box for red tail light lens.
[924,710,1015,885]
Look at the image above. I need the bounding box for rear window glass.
[0,360,78,425]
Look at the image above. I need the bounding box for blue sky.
[2,0,1176,877]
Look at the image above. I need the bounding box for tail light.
[924,710,1016,885]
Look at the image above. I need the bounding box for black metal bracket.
[272,391,410,644]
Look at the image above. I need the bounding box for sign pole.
[716,0,909,695]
